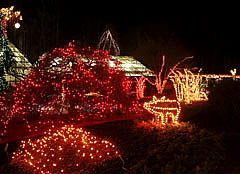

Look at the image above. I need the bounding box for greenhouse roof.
[0,42,32,85]
[49,55,155,77]
[110,56,154,77]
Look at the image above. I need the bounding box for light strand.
[143,96,181,125]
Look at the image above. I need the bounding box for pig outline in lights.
[143,96,181,125]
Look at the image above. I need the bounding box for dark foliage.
[208,79,240,121]
[86,120,225,174]
[182,79,240,132]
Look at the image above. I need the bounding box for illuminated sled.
[143,96,181,125]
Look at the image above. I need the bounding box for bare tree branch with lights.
[135,76,146,100]
[97,29,120,56]
[146,55,194,95]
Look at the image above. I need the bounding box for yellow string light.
[0,6,22,21]
[11,125,120,174]
[143,96,181,125]
[170,69,208,104]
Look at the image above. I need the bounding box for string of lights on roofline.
[168,69,240,79]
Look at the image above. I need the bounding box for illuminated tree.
[0,6,22,92]
[97,29,120,56]
[0,13,11,91]
[0,91,14,136]
[127,25,194,95]
[146,55,194,94]
[0,41,140,136]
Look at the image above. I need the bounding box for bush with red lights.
[0,41,141,136]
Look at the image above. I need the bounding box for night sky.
[1,0,240,74]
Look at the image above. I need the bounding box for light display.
[0,6,22,22]
[170,69,208,103]
[110,56,154,77]
[1,6,23,91]
[97,29,120,56]
[146,55,194,94]
[0,92,14,136]
[230,69,236,76]
[201,73,240,82]
[135,76,146,99]
[0,41,141,137]
[0,42,32,87]
[11,124,120,174]
[143,96,181,125]
[0,13,10,91]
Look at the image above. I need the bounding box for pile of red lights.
[0,41,141,136]
[11,124,120,173]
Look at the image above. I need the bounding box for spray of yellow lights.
[0,6,22,21]
[170,69,208,104]
[143,96,181,125]
[11,125,120,174]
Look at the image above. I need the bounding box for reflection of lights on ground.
[11,124,120,174]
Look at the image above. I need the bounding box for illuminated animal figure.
[143,96,181,125]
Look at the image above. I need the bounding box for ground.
[0,102,240,173]
[0,118,233,173]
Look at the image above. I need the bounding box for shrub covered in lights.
[0,41,141,136]
[11,124,120,174]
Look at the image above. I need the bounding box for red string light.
[0,41,141,136]
[135,76,146,99]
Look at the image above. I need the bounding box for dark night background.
[1,0,240,74]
